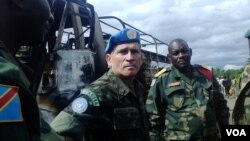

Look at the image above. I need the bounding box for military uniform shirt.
[146,65,229,141]
[51,70,149,141]
[0,40,40,141]
[244,87,250,123]
[233,65,250,124]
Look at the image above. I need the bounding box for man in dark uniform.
[146,38,230,141]
[51,28,149,141]
[0,0,63,141]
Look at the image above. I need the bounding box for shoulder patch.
[81,89,100,106]
[0,84,23,122]
[72,97,88,114]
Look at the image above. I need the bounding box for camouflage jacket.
[0,40,40,141]
[233,65,250,124]
[146,65,229,141]
[51,70,149,141]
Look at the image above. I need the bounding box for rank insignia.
[0,84,23,122]
[168,82,181,87]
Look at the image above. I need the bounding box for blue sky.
[89,0,250,69]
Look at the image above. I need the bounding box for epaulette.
[150,67,170,86]
[200,64,212,71]
[154,67,170,78]
[196,64,212,80]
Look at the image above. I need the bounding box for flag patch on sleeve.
[0,84,23,122]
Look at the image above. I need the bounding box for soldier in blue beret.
[51,28,150,141]
[105,28,140,54]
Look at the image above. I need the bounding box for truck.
[16,0,168,122]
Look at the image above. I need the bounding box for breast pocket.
[165,86,186,111]
[113,107,141,130]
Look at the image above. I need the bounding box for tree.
[214,67,244,80]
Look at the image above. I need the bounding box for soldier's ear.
[167,54,172,64]
[105,54,112,68]
[10,0,24,8]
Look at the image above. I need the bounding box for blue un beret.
[105,28,140,54]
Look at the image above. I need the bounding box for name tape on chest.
[168,82,181,87]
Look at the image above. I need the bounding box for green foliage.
[213,67,244,80]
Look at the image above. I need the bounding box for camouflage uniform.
[0,41,69,141]
[0,41,40,141]
[233,29,250,124]
[244,87,250,124]
[233,64,250,124]
[146,65,229,141]
[51,70,149,141]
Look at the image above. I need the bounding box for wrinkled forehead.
[113,42,141,52]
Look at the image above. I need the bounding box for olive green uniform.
[51,70,149,141]
[243,86,250,123]
[0,41,40,141]
[146,65,229,141]
[233,65,250,124]
[0,40,68,141]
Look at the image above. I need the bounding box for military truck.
[16,0,168,122]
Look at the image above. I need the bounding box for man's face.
[106,42,142,79]
[168,41,191,69]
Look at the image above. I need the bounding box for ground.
[225,95,237,124]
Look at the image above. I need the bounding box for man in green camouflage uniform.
[51,28,149,141]
[146,38,229,141]
[233,65,250,124]
[233,30,250,124]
